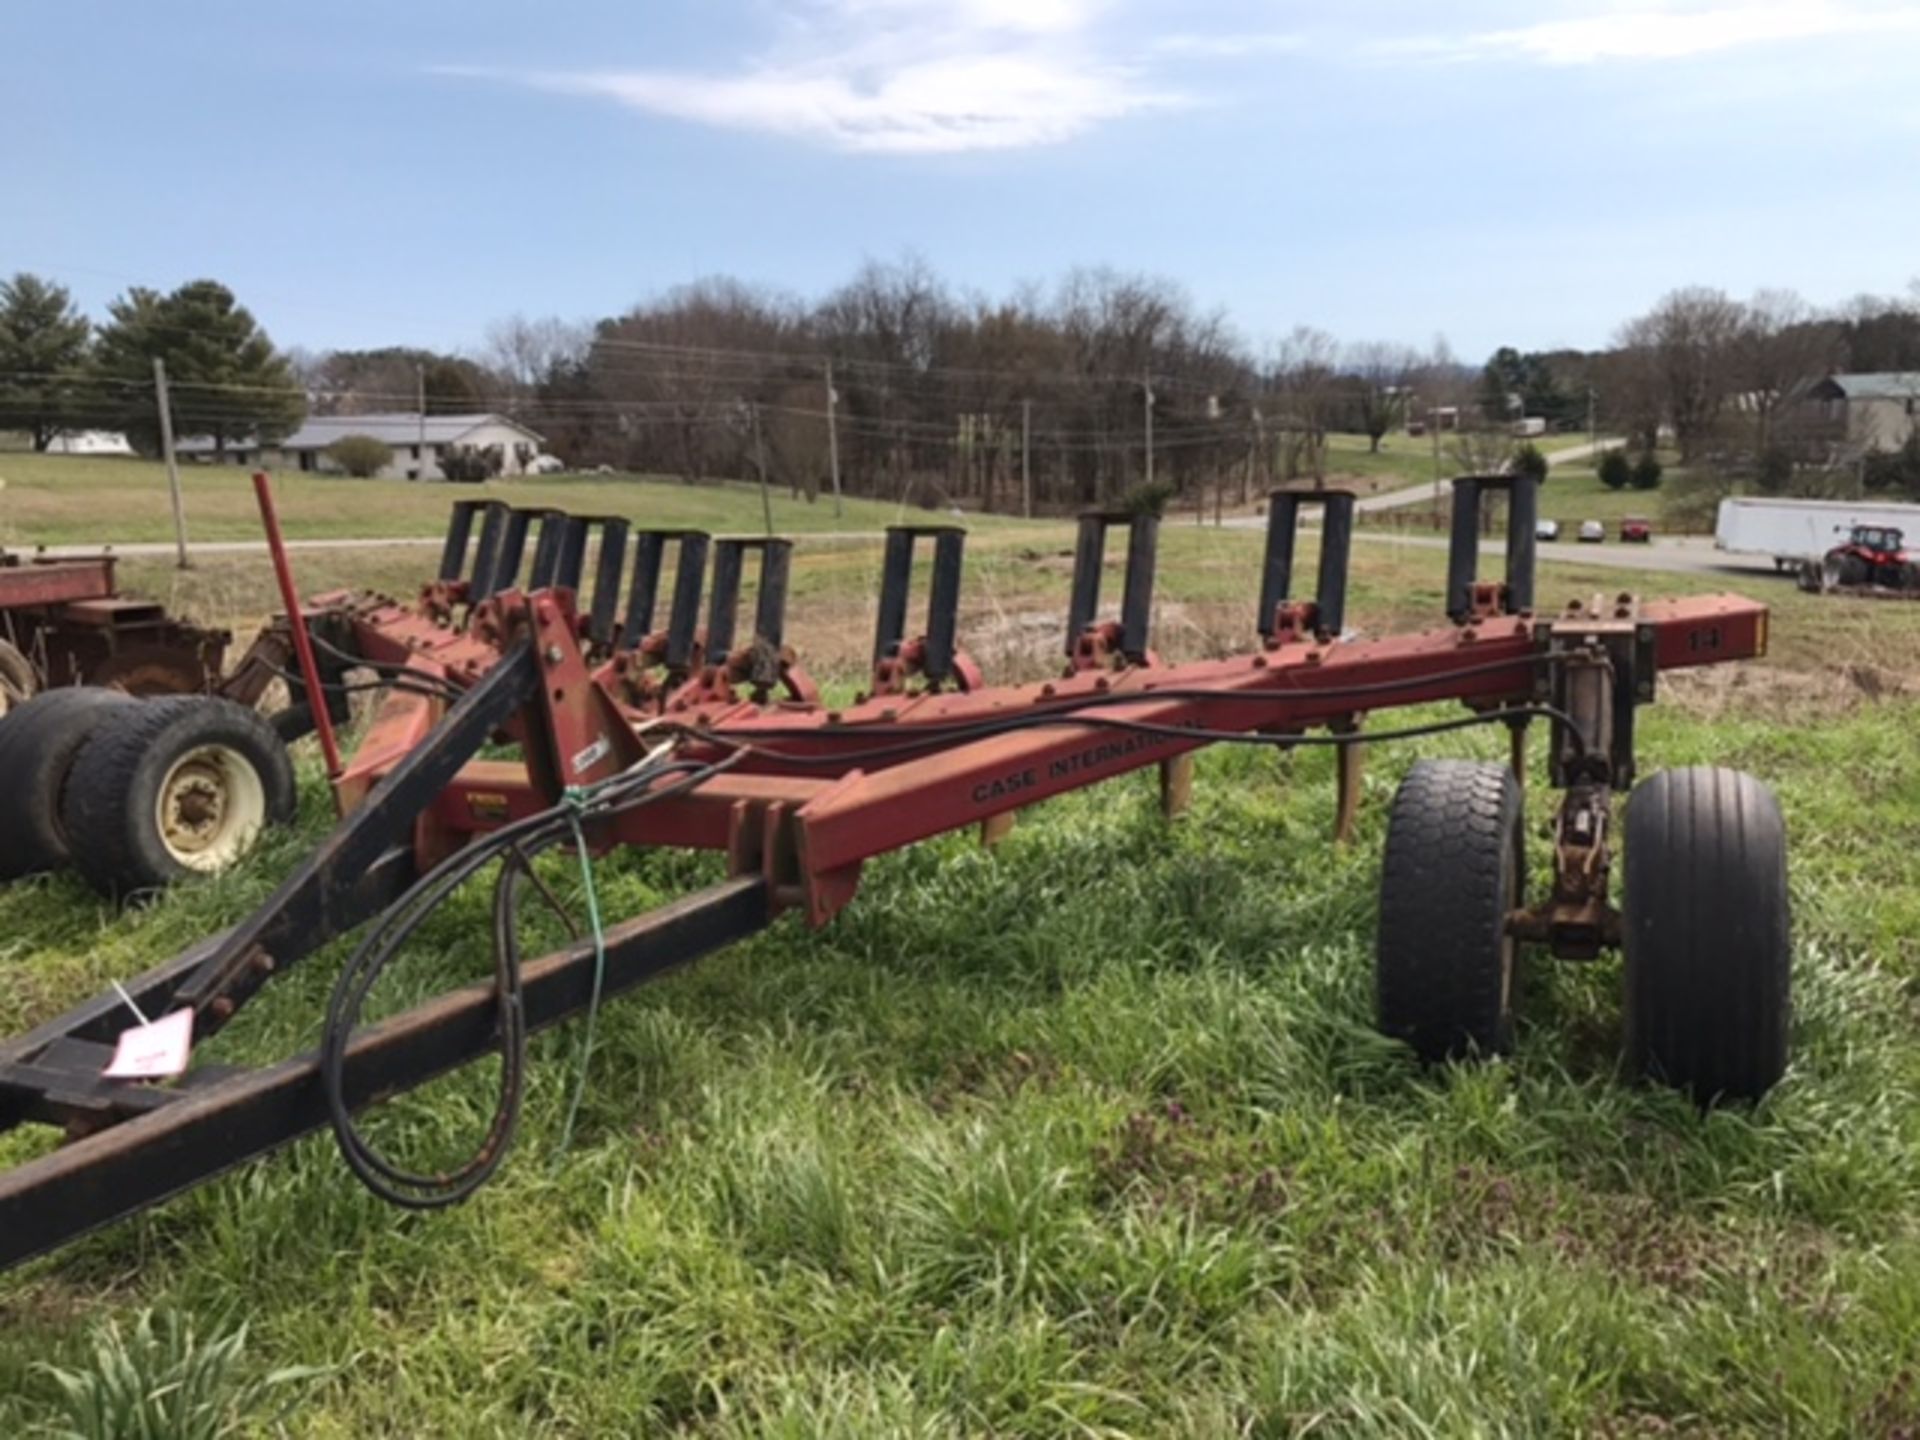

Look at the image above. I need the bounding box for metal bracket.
[1532,593,1657,790]
[869,525,982,697]
[1259,489,1355,644]
[1066,510,1157,671]
[670,537,818,707]
[1446,474,1541,622]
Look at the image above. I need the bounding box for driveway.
[1339,437,1618,515]
[1361,530,1778,580]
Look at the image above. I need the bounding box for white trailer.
[1714,496,1920,570]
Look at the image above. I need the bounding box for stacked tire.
[0,689,295,900]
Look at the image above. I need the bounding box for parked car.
[1578,519,1606,543]
[1535,518,1561,542]
[1620,516,1653,543]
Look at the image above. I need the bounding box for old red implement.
[0,474,1787,1269]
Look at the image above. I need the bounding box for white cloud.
[1395,1,1920,66]
[449,0,1169,154]
[831,0,1104,36]
[1151,32,1304,59]
[527,54,1163,154]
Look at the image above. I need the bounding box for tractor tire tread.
[0,687,139,880]
[1624,766,1789,1103]
[62,696,296,900]
[1376,758,1523,1062]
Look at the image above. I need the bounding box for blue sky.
[5,0,1919,362]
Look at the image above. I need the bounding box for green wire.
[554,786,608,1162]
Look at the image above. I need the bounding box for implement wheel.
[0,688,138,881]
[62,696,297,900]
[1376,759,1525,1062]
[1623,767,1790,1103]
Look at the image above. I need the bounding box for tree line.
[6,264,1918,509]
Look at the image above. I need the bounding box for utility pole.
[1142,370,1155,489]
[750,402,773,535]
[1587,385,1598,468]
[1250,406,1265,505]
[1021,398,1032,518]
[824,359,843,517]
[1430,406,1444,525]
[152,357,189,569]
[415,362,427,480]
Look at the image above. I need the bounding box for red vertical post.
[251,471,344,780]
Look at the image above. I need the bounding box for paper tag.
[103,1008,195,1080]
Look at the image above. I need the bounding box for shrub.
[323,434,392,478]
[1597,449,1632,491]
[1630,452,1664,491]
[439,442,504,483]
[1118,478,1177,519]
[1862,434,1920,500]
[1510,442,1549,484]
[1756,445,1795,494]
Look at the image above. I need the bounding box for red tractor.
[1819,524,1920,593]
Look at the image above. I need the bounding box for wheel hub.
[154,745,267,872]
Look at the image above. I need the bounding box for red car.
[1620,516,1653,543]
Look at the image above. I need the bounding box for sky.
[5,0,1920,364]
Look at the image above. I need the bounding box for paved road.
[27,536,444,560]
[1357,529,1779,580]
[27,532,893,560]
[1346,436,1619,514]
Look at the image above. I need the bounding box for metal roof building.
[177,411,547,480]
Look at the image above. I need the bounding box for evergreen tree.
[93,280,304,454]
[0,273,93,450]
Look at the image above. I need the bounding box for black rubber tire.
[1376,759,1526,1062]
[1623,767,1790,1104]
[1836,553,1870,587]
[269,703,318,744]
[61,696,298,900]
[0,687,139,881]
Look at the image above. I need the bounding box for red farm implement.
[0,547,230,710]
[0,472,1787,1269]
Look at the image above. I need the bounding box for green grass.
[1534,464,1690,533]
[2,695,1917,1435]
[3,535,1919,1434]
[0,453,1035,547]
[1318,431,1598,500]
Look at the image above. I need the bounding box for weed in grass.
[35,1308,325,1440]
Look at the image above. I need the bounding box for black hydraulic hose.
[698,650,1567,749]
[689,699,1585,771]
[318,752,745,1209]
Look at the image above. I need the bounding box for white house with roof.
[1806,373,1920,453]
[177,412,547,480]
[44,429,136,456]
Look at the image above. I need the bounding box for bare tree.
[1270,327,1340,483]
[1344,341,1418,452]
[1732,289,1841,458]
[1616,287,1747,463]
[591,278,805,482]
[485,315,590,412]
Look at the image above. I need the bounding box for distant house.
[1806,373,1920,453]
[177,412,547,480]
[44,430,135,456]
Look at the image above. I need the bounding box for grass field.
[0,453,1033,548]
[3,503,1920,1434]
[1533,457,1696,534]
